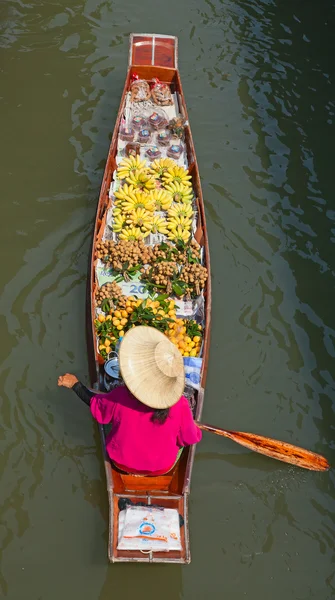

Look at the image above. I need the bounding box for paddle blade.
[198,423,330,472]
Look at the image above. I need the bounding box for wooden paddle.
[197,423,330,471]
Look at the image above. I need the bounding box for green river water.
[1,1,334,599]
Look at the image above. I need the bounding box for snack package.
[138,128,151,143]
[168,116,187,139]
[149,111,168,130]
[131,115,148,131]
[125,142,140,157]
[130,78,151,103]
[151,78,173,106]
[119,126,135,142]
[146,146,162,160]
[157,130,171,146]
[167,143,184,159]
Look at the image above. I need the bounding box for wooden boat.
[87,33,211,564]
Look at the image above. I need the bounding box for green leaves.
[112,263,142,283]
[101,299,111,313]
[185,319,203,339]
[186,247,200,264]
[126,299,173,332]
[172,280,187,296]
[156,242,179,262]
[155,293,169,302]
[175,240,186,252]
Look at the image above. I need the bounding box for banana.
[118,225,150,241]
[149,157,177,178]
[122,189,155,213]
[117,155,147,179]
[114,183,137,201]
[167,215,192,230]
[167,225,191,244]
[143,215,169,235]
[126,208,153,231]
[162,166,192,188]
[112,214,127,232]
[167,203,193,219]
[147,188,173,211]
[112,207,122,216]
[163,181,193,203]
[126,169,156,191]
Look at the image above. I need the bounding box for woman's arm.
[58,373,95,406]
[72,382,95,406]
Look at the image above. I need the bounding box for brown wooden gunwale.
[86,34,211,564]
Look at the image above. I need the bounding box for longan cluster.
[179,264,208,296]
[95,239,153,269]
[95,281,123,307]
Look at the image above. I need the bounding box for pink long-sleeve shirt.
[90,386,202,474]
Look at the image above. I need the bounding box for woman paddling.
[58,326,201,475]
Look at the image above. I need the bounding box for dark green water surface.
[1,1,334,599]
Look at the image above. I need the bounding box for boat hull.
[87,34,211,564]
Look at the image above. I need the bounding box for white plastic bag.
[118,506,181,552]
[183,357,202,390]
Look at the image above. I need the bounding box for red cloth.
[90,386,202,474]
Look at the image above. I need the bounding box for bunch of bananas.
[148,188,173,211]
[162,165,192,188]
[119,225,150,241]
[126,208,153,231]
[121,190,155,213]
[148,215,169,235]
[117,155,147,180]
[112,214,127,233]
[149,157,176,178]
[114,183,137,202]
[112,155,196,248]
[126,169,156,191]
[163,181,193,203]
[167,225,191,244]
[168,203,193,220]
[167,215,192,232]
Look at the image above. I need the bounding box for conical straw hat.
[119,326,185,409]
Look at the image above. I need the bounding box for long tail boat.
[87,33,211,564]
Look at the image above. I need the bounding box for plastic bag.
[130,79,151,102]
[118,506,181,551]
[175,293,205,320]
[183,356,203,390]
[151,78,173,106]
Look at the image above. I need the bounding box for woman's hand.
[58,373,79,389]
